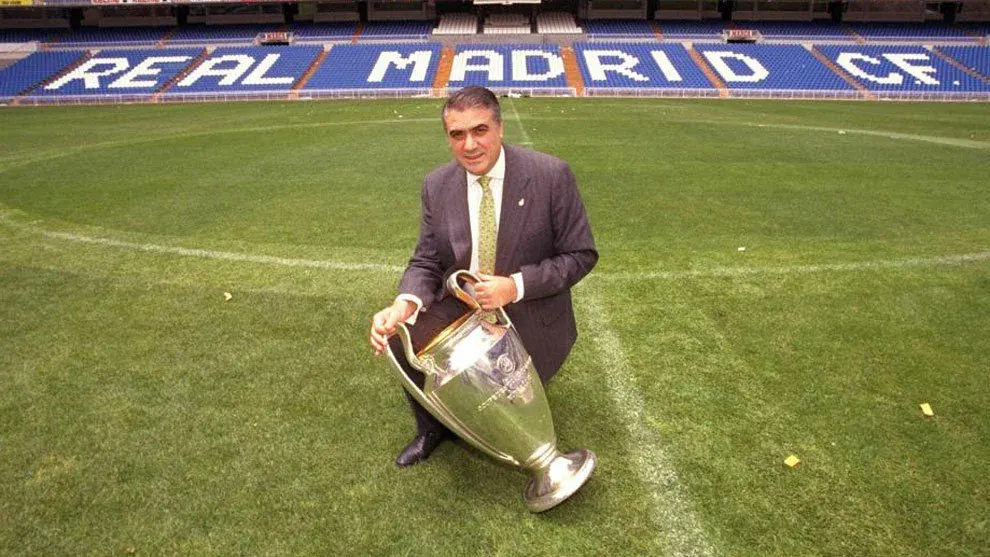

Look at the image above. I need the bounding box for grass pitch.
[1,98,988,556]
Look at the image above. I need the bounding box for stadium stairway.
[842,23,867,44]
[931,46,990,82]
[806,44,875,99]
[650,21,663,40]
[432,46,455,95]
[14,50,91,104]
[685,42,728,97]
[289,46,330,98]
[351,24,364,44]
[156,27,177,48]
[151,47,210,101]
[559,46,585,96]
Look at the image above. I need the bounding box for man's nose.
[464,134,477,151]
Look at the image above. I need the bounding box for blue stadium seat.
[939,46,990,78]
[0,50,85,98]
[30,48,203,98]
[741,21,850,40]
[170,24,283,44]
[447,44,568,90]
[582,20,654,39]
[0,29,61,43]
[656,20,725,38]
[290,22,358,41]
[573,42,713,90]
[360,21,433,40]
[164,46,321,95]
[693,44,853,91]
[816,44,989,94]
[303,43,441,91]
[53,26,169,46]
[848,22,971,40]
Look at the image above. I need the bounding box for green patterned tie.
[478,174,496,275]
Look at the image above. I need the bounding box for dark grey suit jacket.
[398,144,598,381]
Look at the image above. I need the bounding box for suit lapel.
[448,167,472,269]
[496,146,531,274]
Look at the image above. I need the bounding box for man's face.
[443,106,504,176]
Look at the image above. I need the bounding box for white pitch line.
[505,97,534,147]
[579,285,715,556]
[4,213,987,280]
[0,214,405,273]
[40,229,406,273]
[600,250,990,281]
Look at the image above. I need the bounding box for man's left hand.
[474,273,517,311]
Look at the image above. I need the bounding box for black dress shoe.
[395,431,449,467]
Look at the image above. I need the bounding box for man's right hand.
[370,299,416,358]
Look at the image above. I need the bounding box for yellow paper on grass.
[784,455,800,468]
[920,403,934,417]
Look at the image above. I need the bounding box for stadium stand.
[290,22,359,41]
[816,44,990,95]
[360,21,433,40]
[29,48,203,99]
[51,26,170,47]
[446,44,568,90]
[536,13,582,35]
[0,50,84,98]
[2,18,988,103]
[572,42,714,91]
[939,46,990,77]
[693,44,854,93]
[163,46,321,96]
[657,20,726,39]
[847,22,973,41]
[169,24,284,45]
[740,21,851,40]
[434,13,477,36]
[302,43,441,93]
[582,20,654,39]
[0,29,59,44]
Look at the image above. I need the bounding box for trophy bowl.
[386,270,596,512]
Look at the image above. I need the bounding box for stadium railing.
[6,87,988,106]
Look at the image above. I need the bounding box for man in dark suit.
[370,86,597,466]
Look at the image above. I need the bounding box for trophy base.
[523,448,597,513]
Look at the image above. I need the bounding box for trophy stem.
[522,447,598,513]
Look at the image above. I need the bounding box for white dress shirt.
[398,146,524,321]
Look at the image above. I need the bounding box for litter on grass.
[920,403,935,417]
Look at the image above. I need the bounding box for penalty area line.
[579,284,716,557]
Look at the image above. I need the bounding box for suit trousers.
[387,296,472,436]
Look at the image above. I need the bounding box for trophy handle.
[446,269,482,310]
[446,269,515,329]
[388,323,520,467]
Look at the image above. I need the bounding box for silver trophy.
[386,270,597,512]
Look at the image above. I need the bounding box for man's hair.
[442,86,501,127]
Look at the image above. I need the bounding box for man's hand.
[370,299,416,358]
[474,273,518,311]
